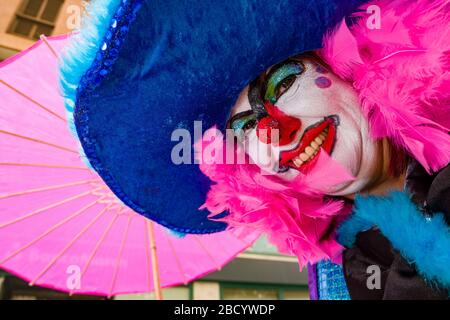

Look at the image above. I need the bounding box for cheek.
[279,85,342,119]
[276,70,343,118]
[333,125,362,174]
[245,132,280,171]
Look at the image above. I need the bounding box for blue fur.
[59,0,122,169]
[338,192,450,290]
[167,229,186,239]
[59,0,122,138]
[337,214,373,248]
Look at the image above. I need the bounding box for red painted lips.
[279,116,338,174]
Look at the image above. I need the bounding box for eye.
[264,61,304,103]
[275,74,297,100]
[242,118,256,131]
[228,111,257,134]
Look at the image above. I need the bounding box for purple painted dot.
[315,76,332,89]
[316,65,329,74]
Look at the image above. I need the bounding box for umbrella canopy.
[0,35,258,297]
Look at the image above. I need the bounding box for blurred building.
[0,0,84,61]
[0,0,309,300]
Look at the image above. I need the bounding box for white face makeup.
[228,55,380,196]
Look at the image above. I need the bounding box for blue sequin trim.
[317,260,350,300]
[74,0,226,234]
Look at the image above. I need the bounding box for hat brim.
[60,0,365,233]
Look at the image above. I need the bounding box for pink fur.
[322,0,450,173]
[197,131,355,267]
[199,0,450,268]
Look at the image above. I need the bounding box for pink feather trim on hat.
[322,0,450,173]
[199,0,450,268]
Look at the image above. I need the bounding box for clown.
[220,1,450,298]
[61,0,449,299]
[224,49,449,298]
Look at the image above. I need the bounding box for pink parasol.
[0,35,258,297]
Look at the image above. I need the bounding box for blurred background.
[0,0,309,300]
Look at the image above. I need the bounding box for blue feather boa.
[338,191,450,290]
[59,0,122,138]
[58,0,123,168]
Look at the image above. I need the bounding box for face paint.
[315,76,332,89]
[229,62,304,144]
[264,61,304,103]
[256,102,301,145]
[315,65,329,74]
[228,110,256,133]
[229,54,380,196]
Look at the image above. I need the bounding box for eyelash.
[230,61,304,133]
[230,113,257,133]
[265,61,304,103]
[276,76,302,105]
[275,74,297,101]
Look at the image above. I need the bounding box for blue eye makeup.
[228,110,257,133]
[264,61,304,103]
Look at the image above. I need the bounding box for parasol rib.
[0,179,99,200]
[0,129,78,153]
[0,189,98,228]
[108,215,133,298]
[147,220,163,300]
[40,35,58,59]
[0,162,89,170]
[231,232,252,247]
[164,231,188,285]
[194,235,221,270]
[0,198,102,264]
[0,79,65,122]
[29,203,113,286]
[70,210,121,296]
[144,219,152,293]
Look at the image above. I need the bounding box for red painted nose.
[256,102,301,145]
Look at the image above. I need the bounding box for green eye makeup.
[229,60,304,135]
[264,61,304,103]
[228,110,257,133]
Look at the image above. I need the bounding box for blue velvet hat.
[60,0,365,234]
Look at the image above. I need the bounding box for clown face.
[228,55,381,196]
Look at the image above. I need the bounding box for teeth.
[290,127,330,168]
[305,146,315,156]
[293,158,303,167]
[299,153,309,162]
[314,137,324,145]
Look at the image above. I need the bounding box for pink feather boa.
[199,0,450,268]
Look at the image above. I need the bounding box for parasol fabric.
[0,35,258,297]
